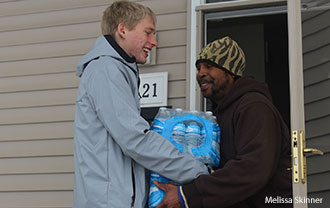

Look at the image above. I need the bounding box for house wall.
[0,0,188,207]
[302,8,330,207]
[1,0,329,207]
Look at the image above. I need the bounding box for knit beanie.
[196,36,246,77]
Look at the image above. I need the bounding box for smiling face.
[118,17,157,64]
[196,62,235,104]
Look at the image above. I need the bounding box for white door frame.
[287,1,308,207]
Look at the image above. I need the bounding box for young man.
[156,37,292,208]
[72,1,208,208]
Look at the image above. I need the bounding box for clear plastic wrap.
[148,108,220,208]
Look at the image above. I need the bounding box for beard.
[203,73,231,103]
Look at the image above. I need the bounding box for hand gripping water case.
[148,108,221,208]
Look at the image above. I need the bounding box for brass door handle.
[292,130,324,184]
[304,148,324,155]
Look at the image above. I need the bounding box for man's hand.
[154,181,181,208]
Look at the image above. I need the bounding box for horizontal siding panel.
[302,25,330,53]
[1,23,186,48]
[0,93,186,123]
[0,138,73,158]
[0,72,79,93]
[168,97,185,109]
[0,56,79,77]
[0,22,100,47]
[0,191,73,208]
[157,29,186,48]
[304,79,330,104]
[0,45,185,80]
[0,0,109,17]
[0,156,74,174]
[0,0,186,18]
[140,63,186,81]
[307,153,330,175]
[157,12,186,31]
[0,79,188,109]
[0,34,186,63]
[0,6,104,32]
[305,97,330,121]
[157,46,186,65]
[0,105,74,125]
[307,171,330,193]
[0,122,74,142]
[140,0,186,15]
[168,80,185,98]
[301,10,322,22]
[0,173,73,191]
[302,10,330,37]
[0,88,76,109]
[0,80,188,110]
[304,61,330,86]
[303,43,330,69]
[307,191,330,208]
[0,39,94,62]
[307,135,330,153]
[0,5,186,33]
[306,116,330,138]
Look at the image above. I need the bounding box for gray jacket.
[73,36,208,208]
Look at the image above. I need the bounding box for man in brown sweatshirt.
[155,36,292,208]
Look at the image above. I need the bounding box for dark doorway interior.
[141,106,172,125]
[206,13,291,127]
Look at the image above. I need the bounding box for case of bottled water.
[148,108,221,208]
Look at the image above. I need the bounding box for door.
[205,8,290,127]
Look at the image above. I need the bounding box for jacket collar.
[104,35,136,63]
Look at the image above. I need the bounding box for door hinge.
[292,130,324,184]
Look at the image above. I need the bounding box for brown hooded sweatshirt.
[182,76,292,208]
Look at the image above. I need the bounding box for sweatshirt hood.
[76,35,136,77]
[218,76,273,111]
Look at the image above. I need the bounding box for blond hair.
[101,0,156,36]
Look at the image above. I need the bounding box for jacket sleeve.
[85,59,208,184]
[182,102,283,207]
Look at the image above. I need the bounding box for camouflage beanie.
[196,36,246,76]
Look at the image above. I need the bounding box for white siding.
[302,8,330,207]
[0,0,189,207]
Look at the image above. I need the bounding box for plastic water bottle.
[149,109,222,208]
[205,111,213,120]
[190,110,199,116]
[172,122,186,146]
[174,108,184,117]
[200,125,206,145]
[212,140,220,165]
[212,116,220,144]
[151,107,168,134]
[157,107,169,122]
[211,115,220,166]
[185,121,202,147]
[148,173,169,208]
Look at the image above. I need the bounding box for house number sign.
[139,72,168,107]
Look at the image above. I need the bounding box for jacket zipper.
[131,161,136,208]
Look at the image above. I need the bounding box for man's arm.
[180,103,284,207]
[86,59,208,183]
